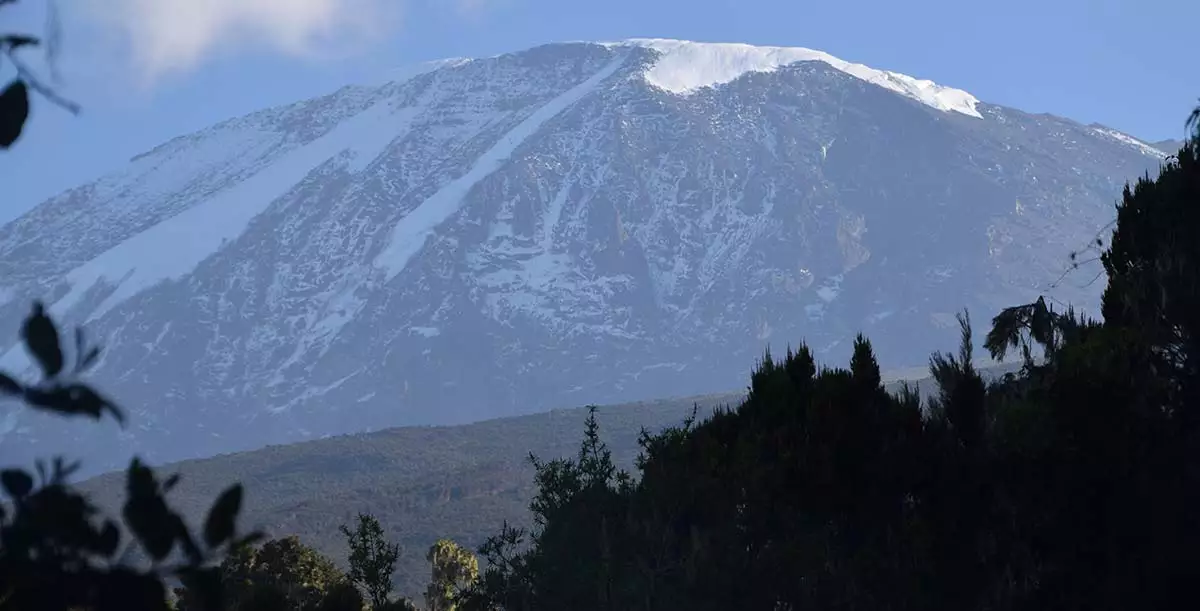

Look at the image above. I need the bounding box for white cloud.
[80,0,400,82]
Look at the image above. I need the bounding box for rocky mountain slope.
[0,39,1166,472]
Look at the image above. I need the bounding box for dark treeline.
[455,134,1200,611]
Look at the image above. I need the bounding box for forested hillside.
[67,364,1009,600]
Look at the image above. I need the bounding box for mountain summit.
[0,39,1165,471]
[613,39,982,116]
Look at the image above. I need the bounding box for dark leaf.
[34,459,48,486]
[178,566,224,611]
[23,383,126,425]
[174,513,203,564]
[71,328,102,372]
[0,79,30,149]
[20,301,64,378]
[69,384,125,425]
[96,568,169,611]
[204,483,243,547]
[80,345,101,371]
[122,459,175,561]
[0,372,22,395]
[97,520,121,556]
[0,34,39,50]
[1,469,33,499]
[74,327,85,364]
[52,456,81,482]
[163,473,181,491]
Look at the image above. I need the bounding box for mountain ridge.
[0,38,1165,473]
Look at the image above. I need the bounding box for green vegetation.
[69,380,974,601]
[424,539,479,611]
[341,514,403,610]
[171,530,433,611]
[74,391,746,598]
[184,535,346,611]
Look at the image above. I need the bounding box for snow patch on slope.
[106,127,289,208]
[305,268,371,356]
[50,97,423,323]
[372,51,629,281]
[1090,126,1169,159]
[613,38,982,119]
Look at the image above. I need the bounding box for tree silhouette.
[1187,100,1199,145]
[339,513,401,610]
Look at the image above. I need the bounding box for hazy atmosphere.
[1,1,1197,609]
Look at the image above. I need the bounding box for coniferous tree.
[339,514,401,610]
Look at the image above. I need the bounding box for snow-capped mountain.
[0,39,1166,472]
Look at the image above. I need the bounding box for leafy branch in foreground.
[1,0,79,149]
[0,301,261,611]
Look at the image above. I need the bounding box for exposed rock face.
[0,39,1165,473]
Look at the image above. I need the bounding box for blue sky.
[2,0,1195,223]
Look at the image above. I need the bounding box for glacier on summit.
[613,39,982,117]
[0,39,1167,473]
